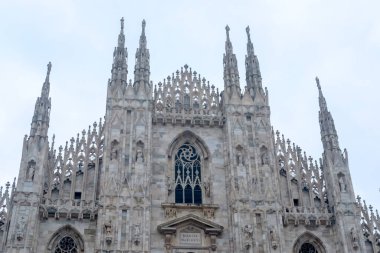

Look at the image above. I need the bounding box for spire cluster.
[108,18,151,99]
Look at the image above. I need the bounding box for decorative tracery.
[174,143,202,204]
[153,65,222,126]
[54,236,78,253]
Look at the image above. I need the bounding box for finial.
[315,76,321,89]
[246,26,251,42]
[225,25,230,40]
[120,17,124,32]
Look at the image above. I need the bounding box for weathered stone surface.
[0,20,377,253]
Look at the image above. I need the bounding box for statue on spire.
[41,62,52,98]
[142,19,146,35]
[246,26,251,42]
[47,62,52,78]
[225,25,230,41]
[316,76,321,89]
[120,17,124,32]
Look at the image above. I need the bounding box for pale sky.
[0,0,379,210]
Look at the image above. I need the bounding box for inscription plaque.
[179,232,201,245]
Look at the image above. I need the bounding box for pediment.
[157,213,223,235]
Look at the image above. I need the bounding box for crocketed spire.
[111,17,128,83]
[30,62,52,137]
[133,19,150,98]
[316,77,340,151]
[245,26,262,92]
[223,25,241,100]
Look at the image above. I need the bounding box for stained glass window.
[54,236,78,253]
[299,243,317,253]
[175,143,202,204]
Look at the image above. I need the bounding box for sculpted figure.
[136,147,144,163]
[261,152,269,165]
[339,177,347,192]
[203,178,211,197]
[236,150,243,166]
[16,216,27,241]
[26,161,36,181]
[110,140,119,160]
[351,227,359,249]
[269,227,279,249]
[167,176,173,195]
[243,225,253,240]
[242,224,254,249]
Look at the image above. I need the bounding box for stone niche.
[157,214,223,253]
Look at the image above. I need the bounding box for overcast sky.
[0,0,379,209]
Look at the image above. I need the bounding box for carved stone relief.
[15,215,27,241]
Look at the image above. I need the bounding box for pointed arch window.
[175,142,202,204]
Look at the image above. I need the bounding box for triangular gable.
[157,213,223,235]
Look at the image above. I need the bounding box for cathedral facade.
[0,19,379,253]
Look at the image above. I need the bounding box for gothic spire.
[223,25,241,100]
[316,77,340,151]
[111,17,128,84]
[30,62,52,138]
[133,19,150,97]
[245,26,262,93]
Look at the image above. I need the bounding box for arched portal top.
[293,232,326,253]
[47,224,84,252]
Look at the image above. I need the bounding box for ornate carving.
[136,145,144,163]
[269,227,279,250]
[167,176,173,196]
[203,208,215,219]
[133,224,141,245]
[104,220,113,244]
[164,234,172,251]
[153,66,221,124]
[242,224,254,249]
[110,140,119,160]
[165,207,177,218]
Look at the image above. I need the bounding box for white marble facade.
[0,19,379,253]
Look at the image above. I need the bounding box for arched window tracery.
[293,232,325,253]
[48,226,84,253]
[174,142,202,204]
[54,236,78,253]
[299,242,317,253]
